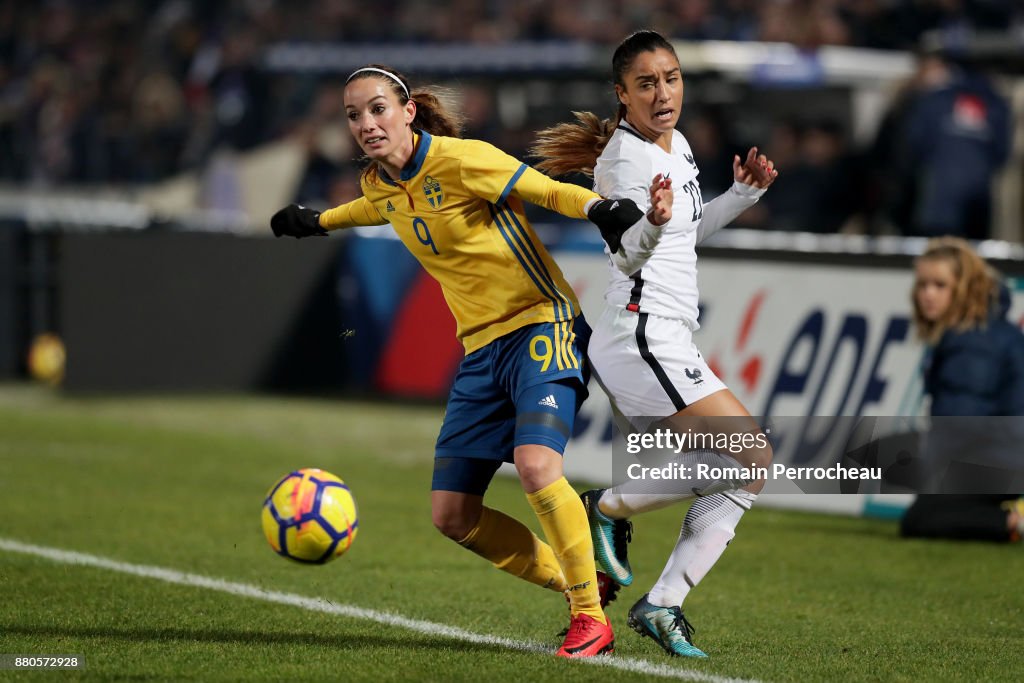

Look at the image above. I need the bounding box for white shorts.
[588,305,727,421]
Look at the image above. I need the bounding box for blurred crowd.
[0,0,1019,236]
[693,48,1012,239]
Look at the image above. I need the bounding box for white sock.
[598,449,754,518]
[598,481,691,517]
[647,489,756,608]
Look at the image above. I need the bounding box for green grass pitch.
[0,385,1021,682]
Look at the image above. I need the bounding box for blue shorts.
[431,318,591,495]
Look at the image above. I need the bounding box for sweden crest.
[423,175,443,209]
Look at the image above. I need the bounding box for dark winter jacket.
[926,285,1024,417]
[903,68,1011,238]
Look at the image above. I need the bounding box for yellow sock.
[526,477,606,624]
[457,507,568,592]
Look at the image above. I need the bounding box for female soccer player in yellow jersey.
[532,30,778,658]
[270,64,649,657]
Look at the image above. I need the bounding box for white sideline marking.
[1,538,761,683]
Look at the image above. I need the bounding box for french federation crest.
[423,175,443,209]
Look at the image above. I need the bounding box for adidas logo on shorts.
[538,395,559,409]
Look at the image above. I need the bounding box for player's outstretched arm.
[509,165,644,253]
[271,196,388,238]
[696,146,779,245]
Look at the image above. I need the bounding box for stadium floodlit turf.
[1,385,1021,682]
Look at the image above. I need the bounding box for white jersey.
[593,121,765,328]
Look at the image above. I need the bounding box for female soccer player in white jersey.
[269,64,650,657]
[532,31,778,657]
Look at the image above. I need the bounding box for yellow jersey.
[320,131,600,354]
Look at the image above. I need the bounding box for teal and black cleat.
[581,489,633,586]
[627,594,708,658]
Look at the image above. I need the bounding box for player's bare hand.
[648,173,673,226]
[734,147,778,189]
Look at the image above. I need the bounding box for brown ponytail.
[530,111,618,178]
[409,88,464,138]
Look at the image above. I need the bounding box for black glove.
[586,198,644,253]
[270,204,327,238]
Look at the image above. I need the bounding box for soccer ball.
[27,333,66,385]
[261,468,359,564]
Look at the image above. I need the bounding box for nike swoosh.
[564,635,602,654]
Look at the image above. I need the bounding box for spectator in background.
[798,119,860,232]
[0,0,1022,192]
[132,71,189,181]
[865,70,918,235]
[682,108,736,199]
[757,0,849,48]
[205,27,270,153]
[460,84,501,145]
[892,51,1011,240]
[748,120,801,229]
[323,169,361,208]
[292,84,354,209]
[901,237,1024,543]
[758,119,859,233]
